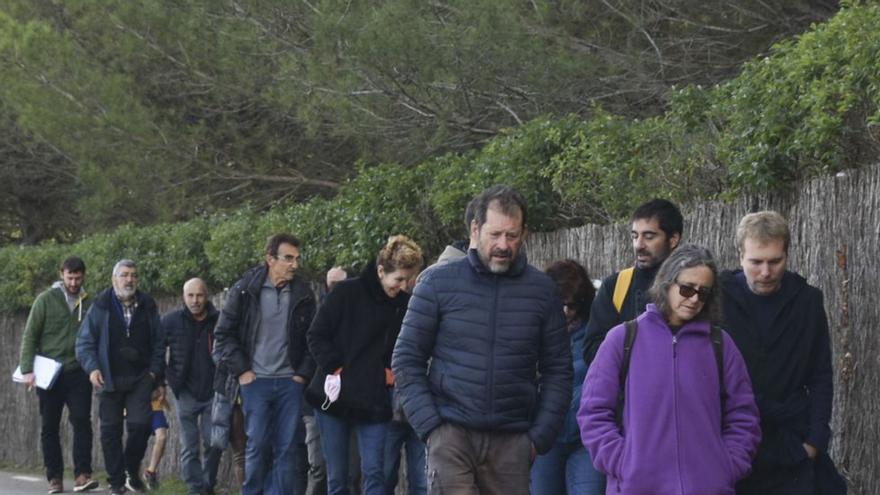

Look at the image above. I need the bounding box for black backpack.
[615,319,726,431]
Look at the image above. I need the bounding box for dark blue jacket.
[76,288,165,392]
[559,321,588,445]
[392,249,572,454]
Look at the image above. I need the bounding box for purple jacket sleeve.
[577,324,626,479]
[720,331,762,481]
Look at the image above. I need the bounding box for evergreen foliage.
[2,2,879,312]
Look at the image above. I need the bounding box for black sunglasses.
[676,283,712,302]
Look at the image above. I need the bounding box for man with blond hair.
[721,211,844,494]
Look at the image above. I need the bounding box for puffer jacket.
[578,304,761,495]
[392,249,572,454]
[163,302,219,399]
[213,265,316,382]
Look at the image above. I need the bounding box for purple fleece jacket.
[578,304,760,495]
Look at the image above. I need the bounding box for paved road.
[0,470,107,494]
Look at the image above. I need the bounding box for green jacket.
[19,283,90,373]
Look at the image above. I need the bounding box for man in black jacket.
[163,278,221,495]
[721,211,844,494]
[76,259,165,495]
[581,199,683,366]
[213,233,316,495]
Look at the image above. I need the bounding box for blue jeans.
[176,391,222,494]
[383,420,426,495]
[530,442,605,495]
[316,411,388,495]
[240,377,304,495]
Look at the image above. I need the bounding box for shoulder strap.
[615,319,639,430]
[613,267,635,314]
[710,325,727,404]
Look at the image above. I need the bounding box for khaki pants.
[426,422,531,495]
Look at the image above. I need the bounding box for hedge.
[2,1,878,312]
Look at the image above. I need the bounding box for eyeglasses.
[676,283,712,302]
[274,254,301,264]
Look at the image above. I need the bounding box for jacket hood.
[51,281,87,300]
[466,247,528,277]
[720,269,807,309]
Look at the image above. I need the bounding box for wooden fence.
[1,165,878,493]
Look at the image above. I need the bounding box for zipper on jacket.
[672,334,685,494]
[486,276,500,421]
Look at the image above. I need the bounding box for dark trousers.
[98,375,154,489]
[36,368,94,481]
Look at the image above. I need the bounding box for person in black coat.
[306,235,424,495]
[721,211,846,495]
[162,278,222,495]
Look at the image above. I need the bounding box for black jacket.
[213,266,316,382]
[163,303,219,399]
[582,265,658,366]
[721,270,835,478]
[305,261,409,422]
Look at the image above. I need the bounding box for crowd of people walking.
[17,185,846,494]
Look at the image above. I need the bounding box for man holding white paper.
[18,256,99,493]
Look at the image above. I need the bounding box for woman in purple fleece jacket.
[578,245,760,495]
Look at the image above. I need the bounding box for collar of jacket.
[182,301,220,324]
[466,247,528,277]
[359,260,410,307]
[240,264,311,303]
[634,263,660,281]
[93,287,154,312]
[720,269,806,309]
[644,303,712,336]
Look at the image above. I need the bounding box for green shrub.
[3,2,880,312]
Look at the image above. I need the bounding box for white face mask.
[321,374,341,411]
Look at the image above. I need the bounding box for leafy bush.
[3,2,879,312]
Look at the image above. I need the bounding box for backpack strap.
[612,267,635,314]
[710,325,727,405]
[615,319,639,431]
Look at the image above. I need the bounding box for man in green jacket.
[18,256,99,493]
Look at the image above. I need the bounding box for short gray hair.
[648,244,722,324]
[112,259,137,277]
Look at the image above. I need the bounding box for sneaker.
[125,474,146,493]
[110,486,127,495]
[143,470,159,491]
[73,473,100,492]
[47,478,63,494]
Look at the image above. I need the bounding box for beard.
[480,247,514,274]
[115,285,136,300]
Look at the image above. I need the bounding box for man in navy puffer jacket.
[392,185,572,495]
